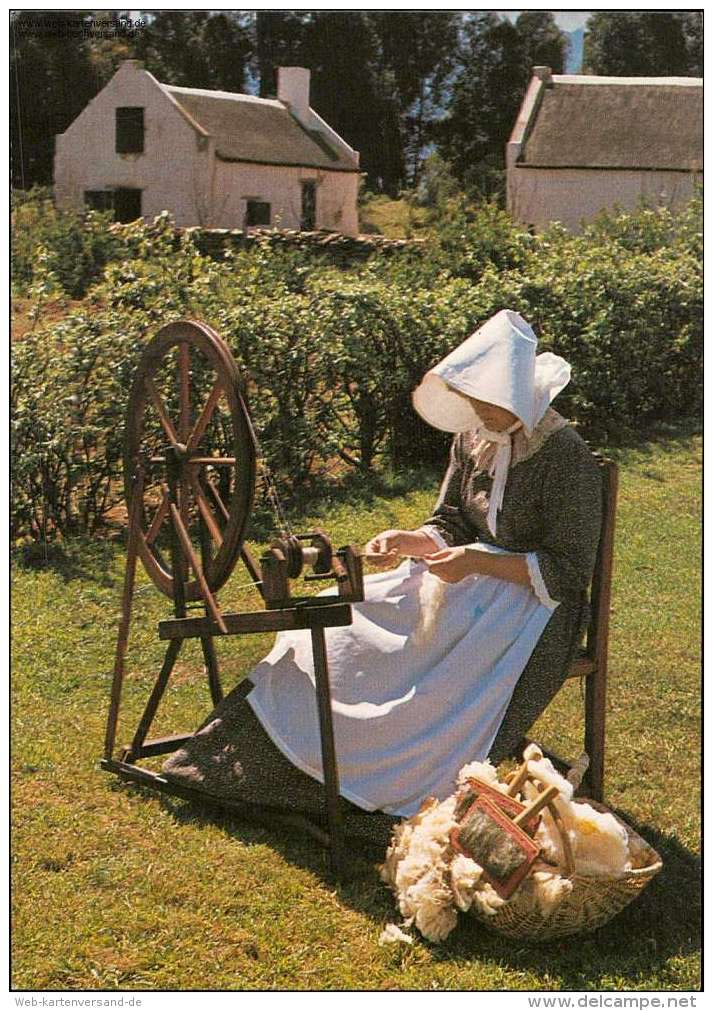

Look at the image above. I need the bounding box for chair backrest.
[585,457,619,665]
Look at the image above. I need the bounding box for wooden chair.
[523,457,618,802]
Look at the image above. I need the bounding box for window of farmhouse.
[116,107,144,154]
[245,200,271,227]
[85,188,142,222]
[301,182,316,230]
[84,190,114,212]
[114,188,142,223]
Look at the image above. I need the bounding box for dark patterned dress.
[419,415,602,761]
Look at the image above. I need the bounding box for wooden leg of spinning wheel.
[310,626,345,877]
[198,511,223,708]
[122,458,187,762]
[128,639,183,760]
[104,467,144,761]
[200,635,223,707]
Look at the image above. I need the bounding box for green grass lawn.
[11,427,700,991]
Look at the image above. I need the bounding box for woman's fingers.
[365,530,401,556]
[366,555,398,568]
[424,547,472,582]
[363,535,399,566]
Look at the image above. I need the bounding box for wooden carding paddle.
[454,777,541,835]
[451,784,559,899]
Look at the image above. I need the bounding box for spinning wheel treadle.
[102,320,365,877]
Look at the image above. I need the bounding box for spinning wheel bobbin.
[271,532,333,579]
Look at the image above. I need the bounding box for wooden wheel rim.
[124,320,256,600]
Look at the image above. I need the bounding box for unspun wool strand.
[411,569,448,647]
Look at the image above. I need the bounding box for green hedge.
[11,187,122,300]
[11,196,701,539]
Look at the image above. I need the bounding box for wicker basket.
[467,800,663,940]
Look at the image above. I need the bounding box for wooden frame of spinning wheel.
[101,320,363,876]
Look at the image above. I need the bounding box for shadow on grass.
[245,463,444,543]
[115,778,699,988]
[13,536,120,586]
[445,808,700,989]
[585,416,701,463]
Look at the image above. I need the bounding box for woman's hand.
[427,546,532,587]
[364,528,441,567]
[424,547,478,583]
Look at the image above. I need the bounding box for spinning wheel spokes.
[125,321,256,601]
[187,469,223,549]
[178,341,191,443]
[186,382,223,453]
[145,489,170,545]
[146,379,180,446]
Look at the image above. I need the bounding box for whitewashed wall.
[212,161,359,235]
[54,61,216,226]
[508,167,701,233]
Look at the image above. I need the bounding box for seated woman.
[163,309,602,840]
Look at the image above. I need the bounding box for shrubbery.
[11,192,701,540]
[11,187,122,299]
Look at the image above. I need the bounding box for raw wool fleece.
[379,793,501,942]
[378,779,525,943]
[380,749,634,943]
[411,570,448,647]
[457,758,507,791]
[378,923,414,946]
[521,744,631,877]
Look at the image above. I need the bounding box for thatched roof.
[162,85,359,172]
[520,76,702,172]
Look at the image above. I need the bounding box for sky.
[496,10,592,32]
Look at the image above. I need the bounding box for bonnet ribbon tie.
[473,421,522,537]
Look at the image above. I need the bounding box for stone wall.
[187,226,424,263]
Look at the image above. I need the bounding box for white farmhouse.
[54,60,361,235]
[507,67,702,232]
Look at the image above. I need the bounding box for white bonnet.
[412,309,571,435]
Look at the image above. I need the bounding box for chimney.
[533,66,552,84]
[277,67,311,119]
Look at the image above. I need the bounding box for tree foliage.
[10,11,100,187]
[583,12,703,76]
[299,13,404,194]
[516,10,570,71]
[132,11,252,93]
[438,12,567,195]
[367,12,460,186]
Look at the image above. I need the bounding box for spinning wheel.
[124,320,256,601]
[103,320,366,876]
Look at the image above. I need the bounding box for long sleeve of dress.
[418,435,477,548]
[525,436,602,609]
